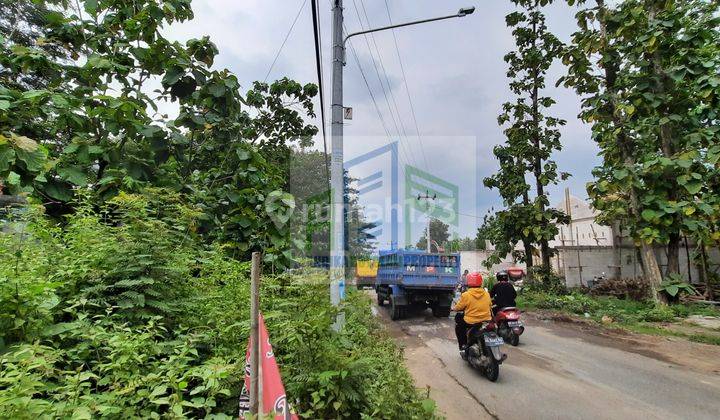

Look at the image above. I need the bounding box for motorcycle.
[494,306,524,346]
[462,320,507,382]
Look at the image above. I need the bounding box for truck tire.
[377,292,385,307]
[390,296,403,320]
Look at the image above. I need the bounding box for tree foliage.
[561,0,720,298]
[415,218,450,251]
[0,0,318,266]
[483,0,569,273]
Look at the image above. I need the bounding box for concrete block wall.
[559,245,718,287]
[459,250,526,277]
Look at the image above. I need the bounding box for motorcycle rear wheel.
[509,333,519,347]
[484,353,499,382]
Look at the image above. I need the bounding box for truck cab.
[375,250,460,320]
[354,259,378,289]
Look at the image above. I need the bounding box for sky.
[164,0,602,242]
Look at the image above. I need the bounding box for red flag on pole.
[239,314,297,419]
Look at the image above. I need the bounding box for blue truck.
[375,249,460,320]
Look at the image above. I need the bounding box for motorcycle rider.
[458,269,469,292]
[490,270,517,315]
[452,272,492,357]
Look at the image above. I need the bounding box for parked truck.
[376,249,460,320]
[354,259,378,289]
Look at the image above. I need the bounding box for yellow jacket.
[453,287,492,324]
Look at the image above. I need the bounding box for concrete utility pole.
[329,1,476,326]
[330,0,345,323]
[417,190,437,253]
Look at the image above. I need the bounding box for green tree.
[446,236,480,252]
[561,0,720,300]
[484,0,569,273]
[0,0,67,90]
[0,0,319,265]
[287,148,377,263]
[416,218,450,251]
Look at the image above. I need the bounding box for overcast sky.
[164,0,600,241]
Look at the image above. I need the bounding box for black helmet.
[496,270,510,282]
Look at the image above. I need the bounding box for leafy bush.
[525,269,568,295]
[0,206,62,346]
[639,305,676,323]
[0,315,237,419]
[519,289,720,328]
[1,194,435,418]
[659,274,699,299]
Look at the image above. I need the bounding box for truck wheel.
[390,296,403,320]
[432,306,451,318]
[377,293,385,307]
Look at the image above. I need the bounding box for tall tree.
[562,0,720,300]
[0,0,67,90]
[484,0,569,274]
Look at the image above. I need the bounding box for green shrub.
[1,194,436,418]
[0,315,238,419]
[659,274,698,300]
[525,269,568,295]
[640,306,676,323]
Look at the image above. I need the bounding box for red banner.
[238,314,297,419]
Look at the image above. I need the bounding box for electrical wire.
[345,37,394,143]
[357,0,419,169]
[347,1,399,135]
[264,0,308,83]
[310,0,330,188]
[348,0,415,169]
[383,0,430,173]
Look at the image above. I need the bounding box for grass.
[518,290,720,345]
[688,333,720,346]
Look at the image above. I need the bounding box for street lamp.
[329,1,475,327]
[458,7,476,17]
[343,6,476,45]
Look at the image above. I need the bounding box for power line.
[458,211,485,219]
[331,1,412,174]
[264,0,308,83]
[357,0,419,169]
[310,0,330,188]
[345,35,413,172]
[383,0,430,173]
[348,0,415,169]
[345,37,393,143]
[348,0,400,137]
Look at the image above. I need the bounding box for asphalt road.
[369,292,720,420]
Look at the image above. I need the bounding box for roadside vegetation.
[0,196,435,418]
[0,1,434,417]
[518,289,720,346]
[479,0,720,303]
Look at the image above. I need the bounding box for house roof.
[554,194,596,221]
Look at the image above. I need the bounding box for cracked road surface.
[369,292,720,420]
